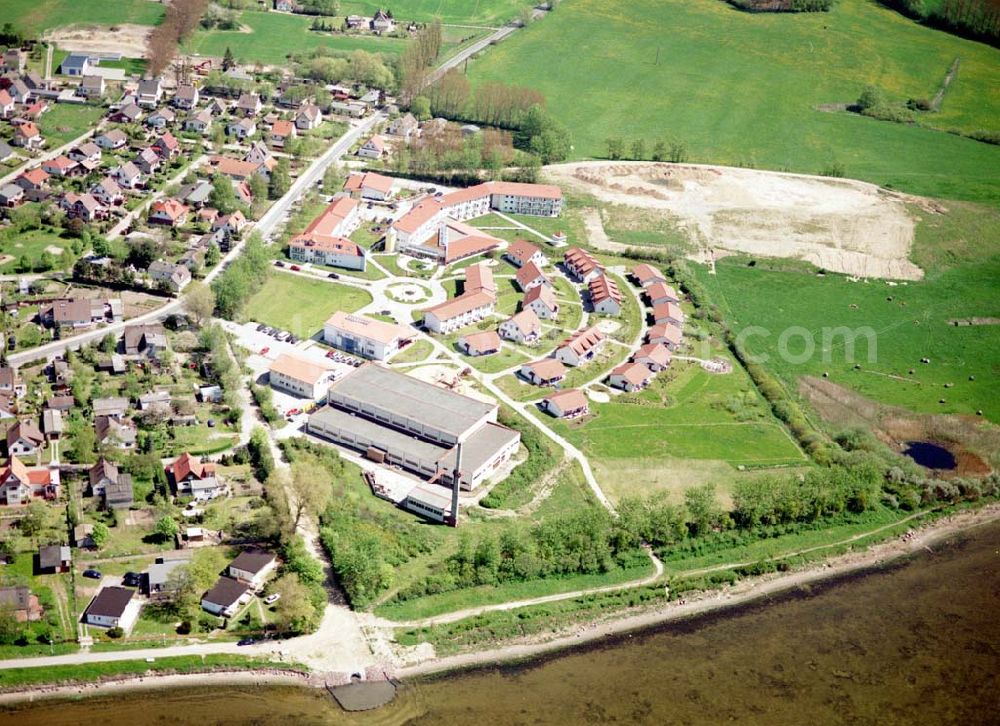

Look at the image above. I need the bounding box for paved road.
[8,114,383,369]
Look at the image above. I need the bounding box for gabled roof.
[150,198,188,220]
[588,274,622,305]
[558,326,605,356]
[85,586,133,619]
[464,263,496,297]
[271,119,294,137]
[611,361,654,386]
[169,452,215,482]
[515,260,548,289]
[269,353,334,386]
[522,357,566,380]
[632,263,666,285]
[7,420,44,448]
[635,342,671,368]
[202,576,248,608]
[523,282,558,311]
[343,171,393,195]
[460,330,502,353]
[423,291,494,322]
[89,458,119,487]
[506,239,541,265]
[564,247,602,276]
[647,323,683,345]
[544,388,588,412]
[229,549,276,575]
[503,308,541,338]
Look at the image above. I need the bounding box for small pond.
[903,441,957,470]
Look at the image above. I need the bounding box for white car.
[264,593,281,605]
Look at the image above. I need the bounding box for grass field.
[0,225,76,271]
[244,273,372,338]
[341,0,533,25]
[5,0,164,33]
[37,103,105,146]
[470,0,1000,203]
[694,255,1000,423]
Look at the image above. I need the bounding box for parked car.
[327,272,339,279]
[82,569,102,580]
[288,335,298,344]
[326,350,336,358]
[275,331,290,342]
[287,408,300,416]
[123,572,141,587]
[264,593,281,605]
[207,419,216,428]
[237,638,256,646]
[262,326,274,335]
[274,261,284,268]
[260,346,269,355]
[256,323,266,332]
[290,265,300,271]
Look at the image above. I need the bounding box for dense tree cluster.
[147,0,210,76]
[399,20,443,102]
[210,232,270,319]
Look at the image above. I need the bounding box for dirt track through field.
[546,161,924,280]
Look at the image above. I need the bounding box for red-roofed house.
[524,283,560,320]
[343,171,394,201]
[634,343,672,372]
[647,323,683,351]
[166,453,225,500]
[555,326,605,367]
[16,168,49,191]
[504,239,545,269]
[7,421,44,457]
[0,89,13,119]
[152,132,180,159]
[588,274,623,316]
[268,119,296,148]
[563,247,603,283]
[458,330,502,357]
[652,302,684,327]
[289,234,365,271]
[515,261,550,292]
[13,122,42,149]
[499,308,541,345]
[0,456,59,506]
[631,263,666,288]
[645,281,680,306]
[149,199,189,226]
[542,389,589,419]
[609,362,654,392]
[42,155,78,178]
[519,358,566,387]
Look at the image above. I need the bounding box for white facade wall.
[423,302,492,334]
[442,194,491,221]
[593,298,621,316]
[269,369,326,400]
[229,560,276,588]
[289,245,366,271]
[323,325,400,361]
[527,299,558,320]
[489,193,562,217]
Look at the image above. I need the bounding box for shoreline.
[1,501,998,707]
[399,500,1000,678]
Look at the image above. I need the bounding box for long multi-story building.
[388,181,563,263]
[308,363,520,491]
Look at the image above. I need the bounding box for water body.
[903,441,958,470]
[3,522,999,725]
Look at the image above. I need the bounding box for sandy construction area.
[546,161,923,280]
[45,24,151,58]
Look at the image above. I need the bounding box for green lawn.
[0,225,77,271]
[37,103,105,146]
[457,344,529,374]
[341,0,534,25]
[469,0,1000,203]
[245,273,372,338]
[694,255,1000,423]
[392,338,434,364]
[5,0,164,32]
[187,11,409,65]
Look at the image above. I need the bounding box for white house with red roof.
[268,119,296,148]
[554,326,605,367]
[588,274,623,316]
[343,171,394,201]
[634,342,672,372]
[563,247,603,283]
[0,89,13,119]
[499,308,541,345]
[519,358,566,387]
[458,330,502,357]
[504,239,546,269]
[42,155,78,178]
[524,284,560,320]
[0,456,59,506]
[609,361,654,392]
[149,198,189,226]
[542,389,589,419]
[323,311,414,361]
[13,122,42,149]
[647,323,684,351]
[166,453,226,500]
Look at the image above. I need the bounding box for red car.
[287,408,300,416]
[260,347,269,355]
[290,265,301,271]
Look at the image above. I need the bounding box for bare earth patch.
[45,24,152,57]
[546,161,924,281]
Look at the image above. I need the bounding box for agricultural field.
[4,0,164,33]
[694,255,1000,424]
[244,273,372,338]
[470,0,1000,203]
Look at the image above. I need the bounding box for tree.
[205,243,221,267]
[184,281,216,326]
[209,173,237,214]
[630,138,646,160]
[289,459,332,528]
[322,164,343,195]
[19,502,60,544]
[668,139,688,164]
[68,425,96,465]
[270,572,317,634]
[154,516,179,542]
[684,483,724,537]
[268,159,291,200]
[651,140,667,162]
[606,137,624,160]
[99,333,117,354]
[857,84,885,113]
[410,96,431,120]
[248,172,267,203]
[223,46,236,71]
[91,522,110,548]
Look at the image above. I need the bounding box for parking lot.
[222,321,355,415]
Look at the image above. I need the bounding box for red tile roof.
[506,239,541,265]
[344,171,394,195]
[524,282,558,311]
[588,274,622,305]
[515,260,548,289]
